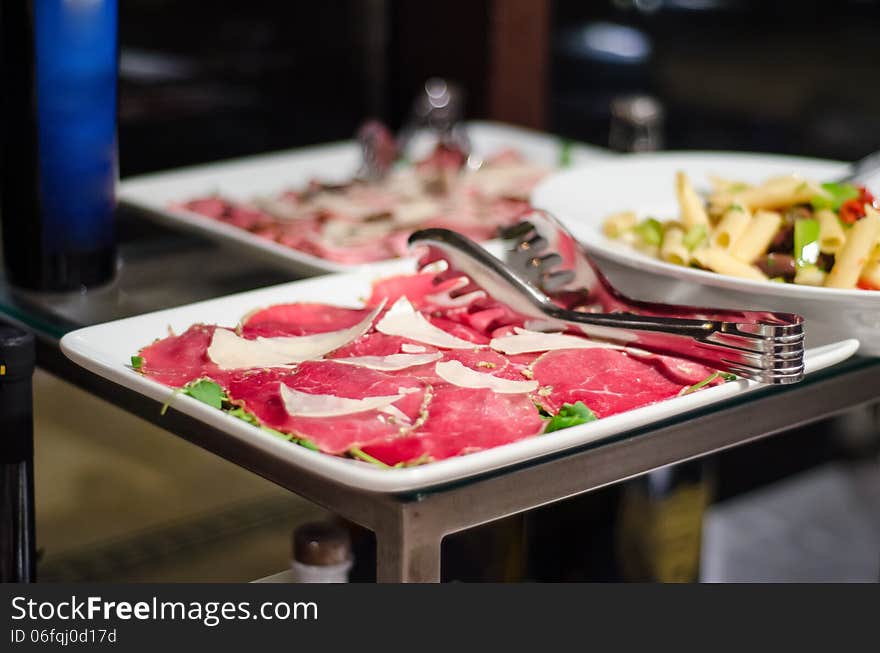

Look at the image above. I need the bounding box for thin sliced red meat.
[426,316,489,344]
[400,350,519,383]
[240,303,374,338]
[361,384,544,464]
[328,332,438,359]
[367,272,469,309]
[138,324,232,388]
[629,351,720,386]
[530,349,689,418]
[225,362,429,454]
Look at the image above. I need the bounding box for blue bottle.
[1,0,118,291]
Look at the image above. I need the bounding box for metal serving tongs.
[409,214,805,384]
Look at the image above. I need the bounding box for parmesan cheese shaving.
[376,297,477,349]
[208,301,384,370]
[434,360,538,394]
[489,328,624,355]
[378,404,413,424]
[330,352,441,371]
[279,384,405,418]
[400,343,427,353]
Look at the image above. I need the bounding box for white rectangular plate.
[60,258,860,493]
[119,121,611,276]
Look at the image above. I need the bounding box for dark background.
[118,0,880,176]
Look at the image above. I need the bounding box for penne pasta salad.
[603,172,880,289]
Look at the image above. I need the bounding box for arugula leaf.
[184,379,226,409]
[558,139,574,168]
[393,453,431,468]
[296,438,320,452]
[227,405,300,443]
[681,371,737,395]
[811,182,859,211]
[160,386,185,416]
[635,218,663,247]
[544,401,597,433]
[227,405,259,425]
[130,355,144,370]
[683,224,707,251]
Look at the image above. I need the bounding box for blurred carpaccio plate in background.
[118,122,610,276]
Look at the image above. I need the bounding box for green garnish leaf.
[184,378,227,409]
[558,139,573,168]
[544,401,597,433]
[349,447,392,468]
[811,182,858,211]
[794,218,820,268]
[683,224,707,251]
[296,438,320,452]
[681,371,736,395]
[635,217,663,247]
[728,203,745,212]
[227,406,260,425]
[130,355,144,370]
[227,405,297,442]
[160,386,185,416]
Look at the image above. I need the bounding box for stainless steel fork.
[409,217,805,384]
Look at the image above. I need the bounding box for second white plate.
[532,151,880,354]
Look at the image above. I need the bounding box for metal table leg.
[375,504,443,583]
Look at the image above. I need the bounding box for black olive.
[755,253,796,279]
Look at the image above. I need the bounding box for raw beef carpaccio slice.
[631,351,721,386]
[529,348,692,418]
[225,361,430,455]
[328,332,437,359]
[138,324,232,388]
[134,267,729,467]
[360,385,545,465]
[367,272,467,310]
[241,303,376,338]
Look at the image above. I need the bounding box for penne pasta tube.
[860,234,880,289]
[602,211,638,238]
[708,175,749,193]
[816,208,846,255]
[659,226,690,266]
[729,210,782,263]
[699,247,768,281]
[675,171,709,227]
[711,175,823,212]
[826,207,880,288]
[711,205,752,250]
[859,257,880,290]
[794,266,826,286]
